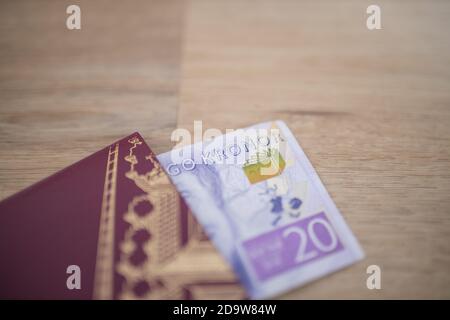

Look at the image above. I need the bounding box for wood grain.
[177,0,450,298]
[1,0,449,299]
[0,0,184,199]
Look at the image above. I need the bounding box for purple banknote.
[157,121,364,298]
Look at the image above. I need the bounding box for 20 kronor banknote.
[157,120,364,299]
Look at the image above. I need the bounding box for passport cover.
[0,133,244,299]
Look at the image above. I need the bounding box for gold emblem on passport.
[94,134,245,300]
[243,148,286,184]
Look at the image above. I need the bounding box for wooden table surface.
[0,0,184,198]
[1,0,449,299]
[178,0,450,299]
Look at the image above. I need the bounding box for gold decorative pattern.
[116,136,183,299]
[94,135,244,299]
[94,143,119,300]
[116,136,244,299]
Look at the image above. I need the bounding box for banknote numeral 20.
[282,218,338,263]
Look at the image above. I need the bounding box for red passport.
[0,133,243,299]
